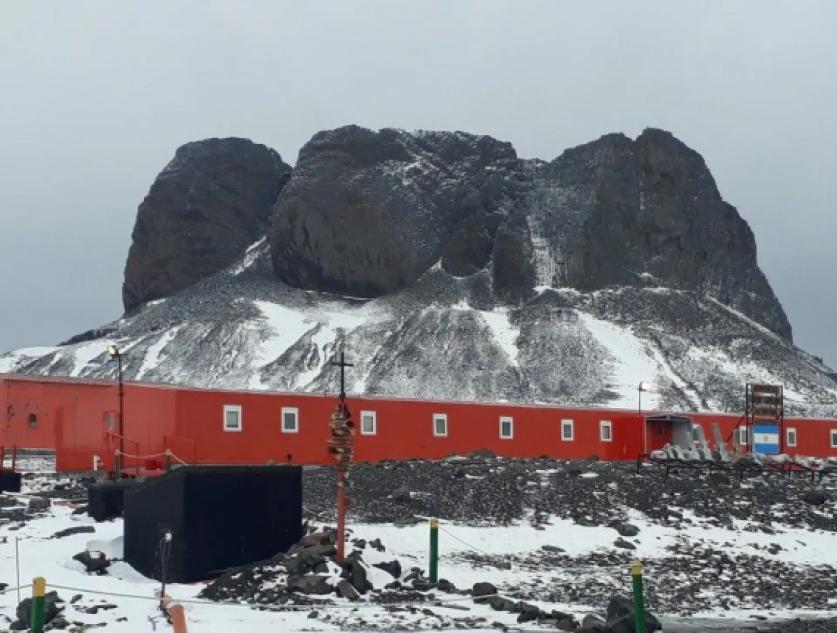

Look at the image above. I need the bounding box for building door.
[647,419,673,451]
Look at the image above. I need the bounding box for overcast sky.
[1,1,835,367]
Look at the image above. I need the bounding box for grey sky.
[1,1,835,367]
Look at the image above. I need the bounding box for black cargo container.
[123,465,302,582]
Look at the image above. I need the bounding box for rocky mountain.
[2,126,835,416]
[122,137,291,312]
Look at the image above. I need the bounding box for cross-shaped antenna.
[329,351,354,401]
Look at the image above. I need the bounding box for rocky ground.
[2,456,836,632]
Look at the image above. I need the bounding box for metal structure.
[327,352,355,561]
[743,383,784,455]
[108,345,125,478]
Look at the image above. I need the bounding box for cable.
[438,526,495,557]
[44,583,500,611]
[0,585,25,596]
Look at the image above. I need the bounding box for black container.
[87,480,139,522]
[123,465,302,583]
[0,470,22,493]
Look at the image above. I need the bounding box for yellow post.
[631,560,646,633]
[31,576,46,633]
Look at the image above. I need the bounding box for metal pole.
[631,560,646,633]
[30,577,46,633]
[429,518,439,583]
[118,353,124,469]
[336,469,346,561]
[15,537,20,604]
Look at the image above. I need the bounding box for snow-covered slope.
[3,241,836,417]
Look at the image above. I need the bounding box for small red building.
[2,373,836,472]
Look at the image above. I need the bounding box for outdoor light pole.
[638,381,650,454]
[108,345,124,477]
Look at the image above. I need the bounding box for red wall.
[3,375,836,471]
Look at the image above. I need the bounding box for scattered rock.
[605,594,661,633]
[613,538,636,550]
[52,526,95,539]
[336,579,360,601]
[287,574,332,595]
[72,551,110,575]
[803,490,827,506]
[27,497,50,513]
[373,560,402,578]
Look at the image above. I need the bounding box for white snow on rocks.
[577,312,661,408]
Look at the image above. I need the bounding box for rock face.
[269,126,790,340]
[270,125,524,298]
[122,138,291,312]
[526,129,791,339]
[8,125,833,414]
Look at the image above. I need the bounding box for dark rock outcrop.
[524,129,791,339]
[123,138,291,311]
[270,125,523,298]
[269,125,790,339]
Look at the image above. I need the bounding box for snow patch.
[478,309,520,366]
[578,312,661,408]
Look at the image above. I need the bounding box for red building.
[2,373,836,472]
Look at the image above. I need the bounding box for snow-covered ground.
[3,458,837,632]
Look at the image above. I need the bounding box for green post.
[429,518,439,583]
[631,560,646,633]
[30,577,46,633]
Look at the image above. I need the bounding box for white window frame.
[831,429,837,449]
[433,413,448,437]
[786,427,797,448]
[738,426,749,446]
[561,419,574,441]
[223,404,243,432]
[281,407,299,434]
[360,410,377,436]
[499,416,514,439]
[599,420,613,442]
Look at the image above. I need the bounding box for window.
[223,405,242,432]
[281,407,299,433]
[831,429,837,449]
[738,426,749,446]
[692,426,701,442]
[433,413,448,437]
[28,413,38,429]
[600,420,613,442]
[786,427,797,448]
[499,416,513,439]
[561,419,574,441]
[360,410,377,435]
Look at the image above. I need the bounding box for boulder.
[605,595,661,633]
[123,138,291,311]
[336,579,360,601]
[15,591,63,628]
[27,497,50,513]
[373,560,402,579]
[349,560,372,594]
[287,574,333,595]
[610,522,640,538]
[472,581,498,604]
[270,126,522,298]
[613,538,636,550]
[52,526,95,539]
[803,490,827,506]
[580,614,607,632]
[72,551,110,574]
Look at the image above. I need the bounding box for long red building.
[2,373,836,472]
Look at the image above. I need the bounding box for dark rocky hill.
[3,126,834,414]
[122,137,291,311]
